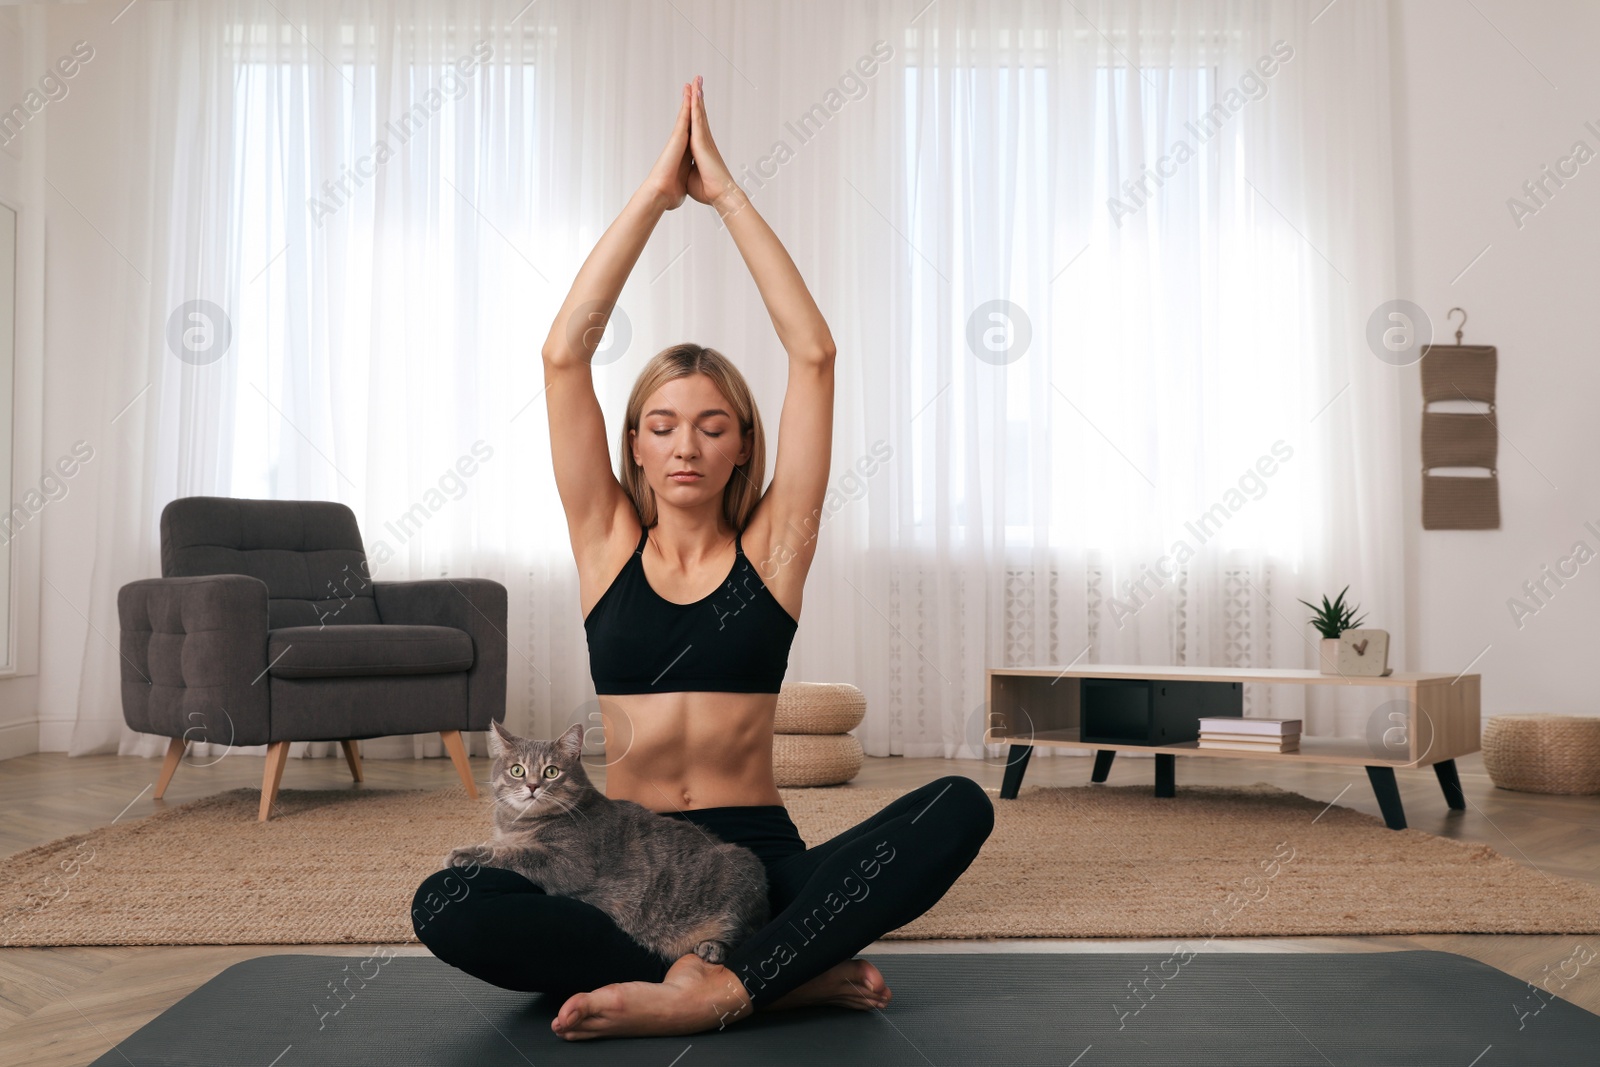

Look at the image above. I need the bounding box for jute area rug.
[4,781,1599,947]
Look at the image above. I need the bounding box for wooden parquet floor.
[2,748,1598,1065]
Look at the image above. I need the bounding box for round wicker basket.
[772,732,865,788]
[1482,714,1600,795]
[773,682,866,735]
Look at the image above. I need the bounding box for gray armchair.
[118,496,507,820]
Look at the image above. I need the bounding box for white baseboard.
[0,718,39,760]
[37,718,73,753]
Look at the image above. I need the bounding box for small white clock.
[1335,628,1392,677]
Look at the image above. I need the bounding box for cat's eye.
[508,764,525,779]
[543,765,560,779]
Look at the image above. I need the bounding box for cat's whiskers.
[490,784,592,826]
[490,786,541,822]
[540,788,593,824]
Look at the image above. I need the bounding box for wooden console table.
[986,665,1481,830]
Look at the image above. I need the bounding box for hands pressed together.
[646,74,740,213]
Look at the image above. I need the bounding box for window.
[900,47,1306,558]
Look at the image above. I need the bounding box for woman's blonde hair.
[619,343,766,532]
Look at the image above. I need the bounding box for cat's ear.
[488,718,514,757]
[554,722,584,762]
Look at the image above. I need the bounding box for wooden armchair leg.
[154,737,186,799]
[341,740,364,783]
[440,730,479,799]
[259,741,290,822]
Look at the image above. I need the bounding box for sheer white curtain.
[53,0,1405,764]
[835,0,1408,760]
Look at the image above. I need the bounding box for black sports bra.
[583,525,799,695]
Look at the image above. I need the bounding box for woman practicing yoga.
[411,75,994,1040]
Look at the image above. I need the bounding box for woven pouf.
[1482,714,1600,795]
[774,681,867,735]
[772,682,866,786]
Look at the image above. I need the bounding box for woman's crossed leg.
[411,774,995,1039]
[725,774,994,1011]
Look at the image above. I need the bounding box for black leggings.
[410,775,994,1009]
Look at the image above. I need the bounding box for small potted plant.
[1297,585,1368,675]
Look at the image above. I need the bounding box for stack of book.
[1197,717,1301,753]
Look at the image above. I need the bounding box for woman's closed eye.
[651,427,723,437]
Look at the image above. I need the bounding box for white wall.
[0,4,47,759]
[1392,0,1600,717]
[30,4,126,754]
[0,4,122,756]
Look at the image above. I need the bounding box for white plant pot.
[1318,637,1341,674]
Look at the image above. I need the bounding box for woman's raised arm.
[685,76,836,581]
[541,83,695,549]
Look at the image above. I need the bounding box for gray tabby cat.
[444,720,771,965]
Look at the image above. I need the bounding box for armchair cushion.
[267,624,474,679]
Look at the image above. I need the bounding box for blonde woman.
[411,75,993,1041]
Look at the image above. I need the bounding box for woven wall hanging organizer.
[1420,307,1499,530]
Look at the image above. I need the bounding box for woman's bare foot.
[766,958,892,1012]
[551,951,754,1041]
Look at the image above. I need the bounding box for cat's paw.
[695,939,729,965]
[444,844,493,870]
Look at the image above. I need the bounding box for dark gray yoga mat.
[91,950,1598,1066]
